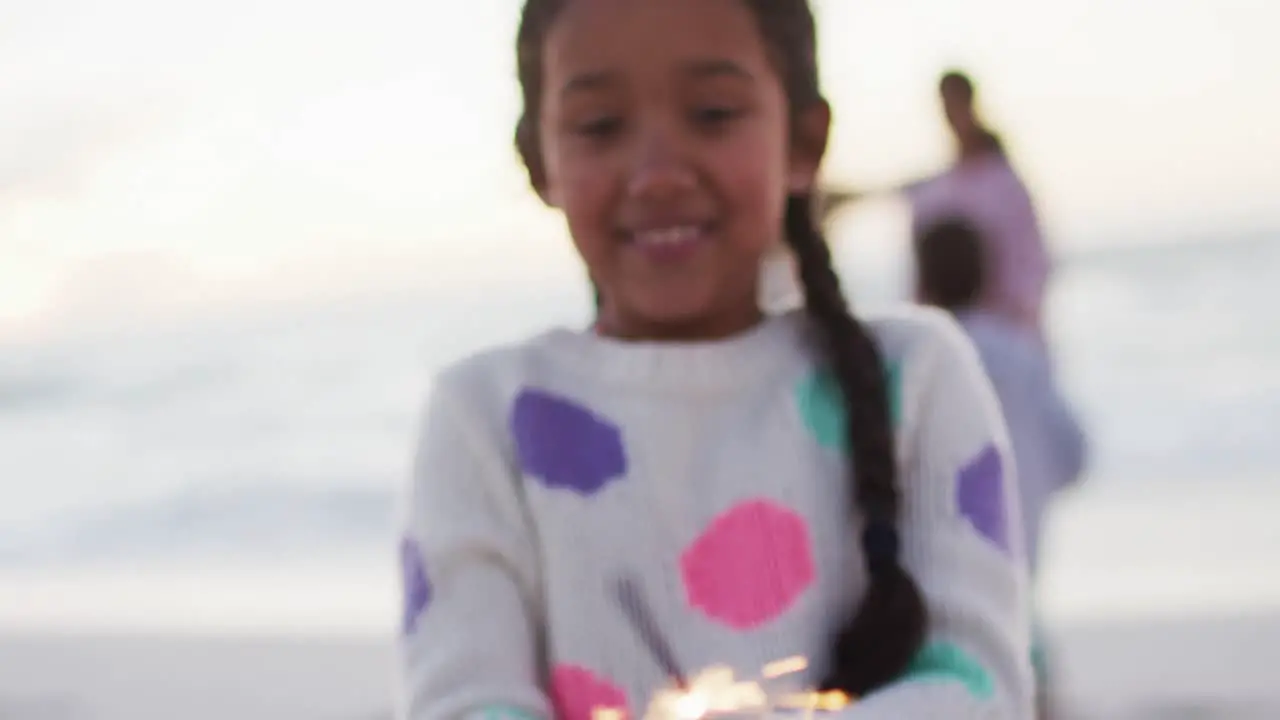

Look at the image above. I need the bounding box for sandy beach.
[2,612,1277,720]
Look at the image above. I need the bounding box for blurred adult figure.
[903,70,1052,343]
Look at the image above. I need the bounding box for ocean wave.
[0,486,398,566]
[0,353,238,416]
[0,374,81,411]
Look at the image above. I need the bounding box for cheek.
[557,164,619,265]
[543,141,620,260]
[709,129,790,249]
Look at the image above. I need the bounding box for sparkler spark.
[761,656,807,679]
[621,657,852,720]
[606,576,852,720]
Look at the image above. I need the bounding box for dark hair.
[513,0,925,697]
[939,69,975,102]
[939,69,1005,157]
[915,218,986,312]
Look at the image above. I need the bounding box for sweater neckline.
[540,311,810,391]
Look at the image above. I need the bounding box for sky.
[2,0,1278,337]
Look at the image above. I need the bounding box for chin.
[628,287,713,317]
[640,307,718,334]
[610,297,714,338]
[629,298,759,340]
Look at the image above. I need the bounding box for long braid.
[784,195,927,695]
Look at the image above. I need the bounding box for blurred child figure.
[914,218,1087,719]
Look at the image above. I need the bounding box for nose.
[625,123,696,199]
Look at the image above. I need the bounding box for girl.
[398,1,1032,719]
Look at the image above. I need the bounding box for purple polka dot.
[956,444,1010,553]
[511,389,627,496]
[400,536,432,634]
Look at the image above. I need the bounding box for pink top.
[905,154,1051,336]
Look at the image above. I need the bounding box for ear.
[788,101,831,194]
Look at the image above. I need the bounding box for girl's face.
[535,0,827,340]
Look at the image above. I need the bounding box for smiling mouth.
[631,224,702,243]
[622,223,714,250]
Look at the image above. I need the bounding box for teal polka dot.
[901,641,995,700]
[1030,644,1049,682]
[885,361,903,426]
[481,705,541,720]
[796,370,847,450]
[795,362,904,450]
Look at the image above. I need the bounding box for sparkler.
[614,576,689,687]
[602,575,853,720]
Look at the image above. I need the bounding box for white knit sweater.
[397,307,1033,720]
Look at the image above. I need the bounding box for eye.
[576,116,624,139]
[692,106,743,128]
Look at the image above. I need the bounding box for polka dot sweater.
[397,308,1034,720]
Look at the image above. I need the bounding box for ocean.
[1,232,1278,635]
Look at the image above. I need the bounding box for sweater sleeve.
[845,316,1035,719]
[397,367,550,720]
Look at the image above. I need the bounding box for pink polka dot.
[680,499,815,630]
[550,664,630,720]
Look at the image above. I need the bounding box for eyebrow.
[561,71,618,98]
[559,59,755,97]
[683,58,755,82]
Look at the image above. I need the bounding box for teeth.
[634,226,700,246]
